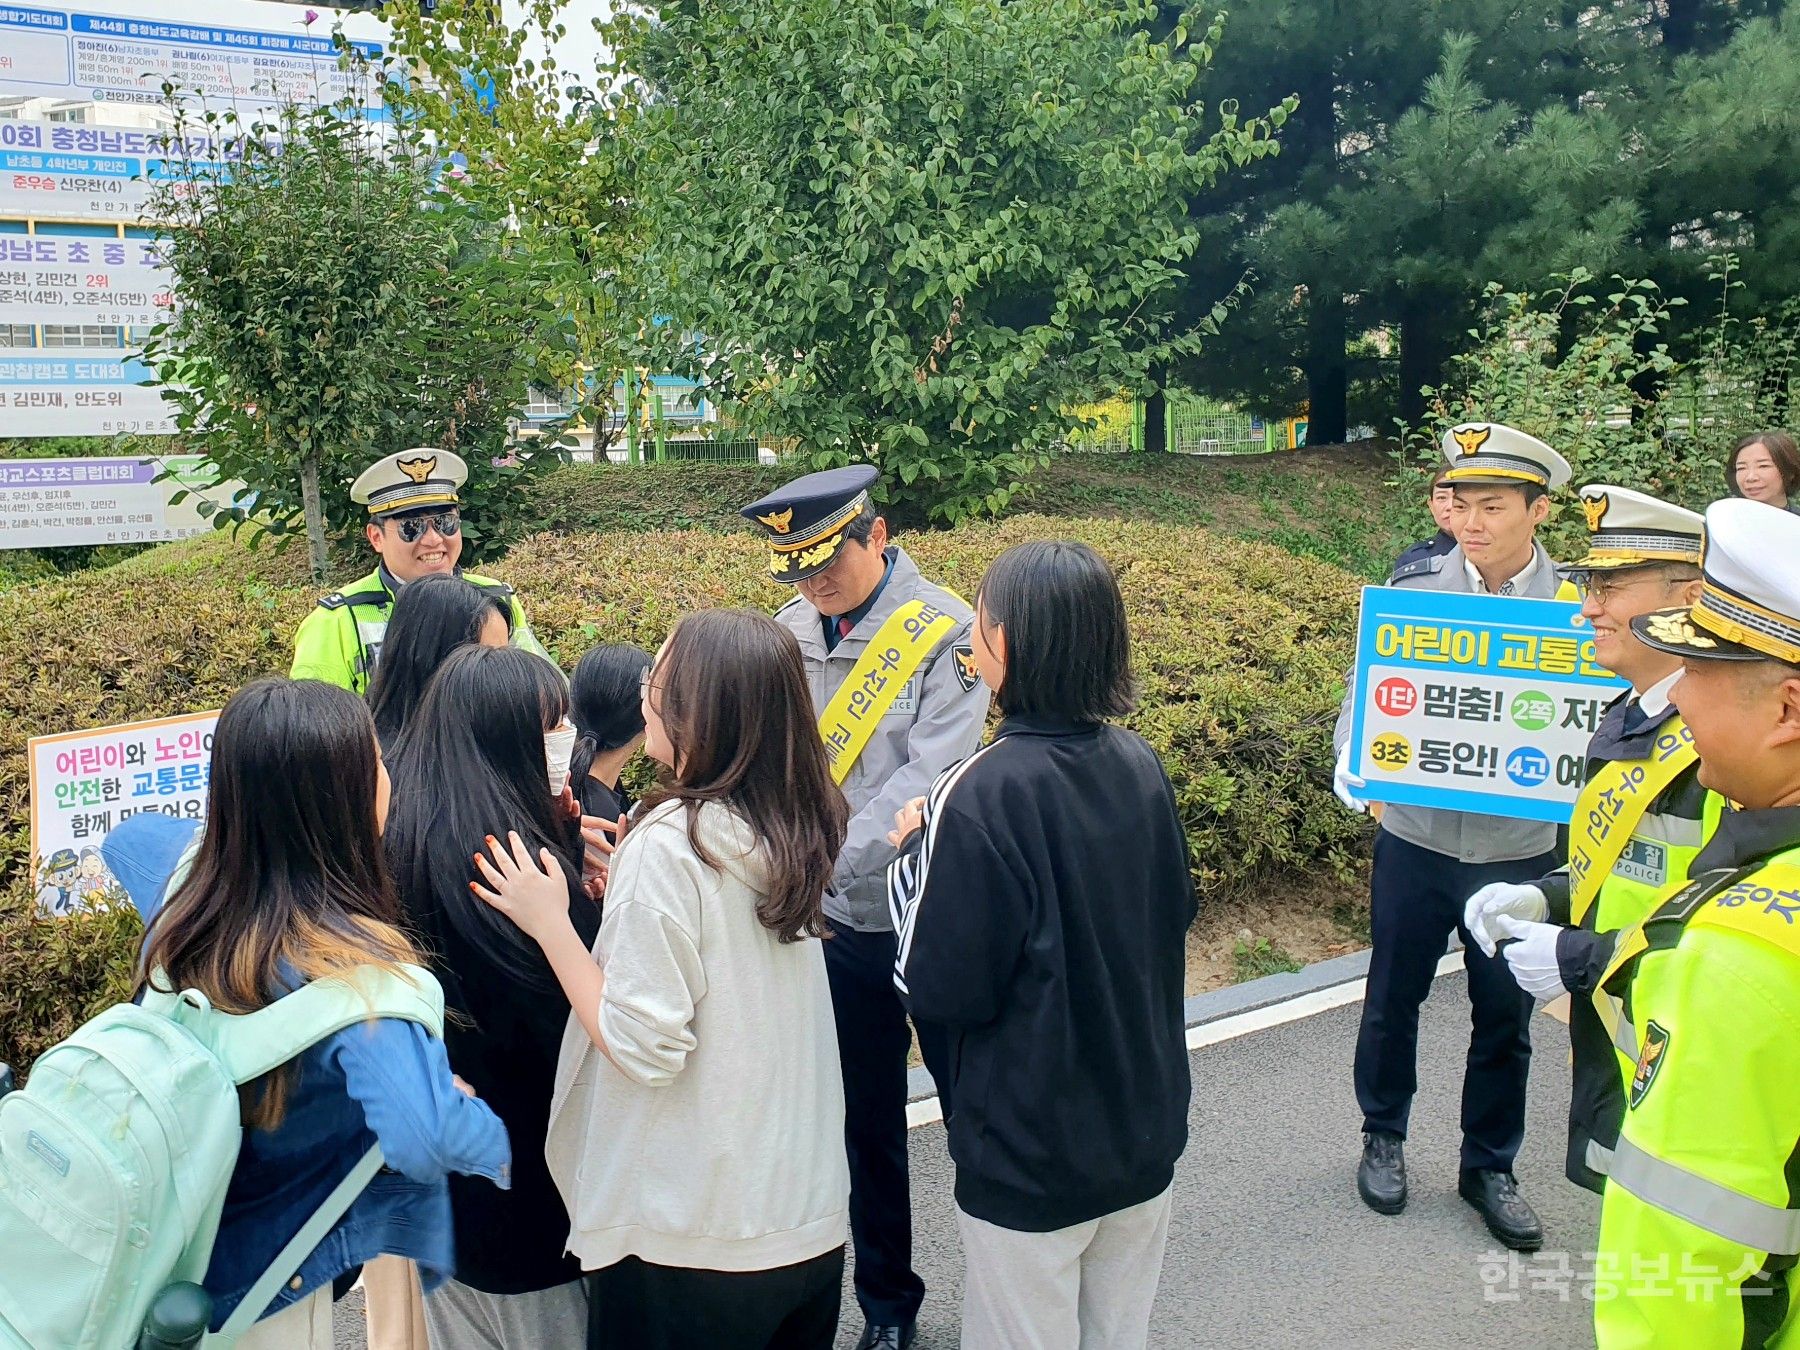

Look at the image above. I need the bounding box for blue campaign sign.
[0,4,388,111]
[1347,586,1628,823]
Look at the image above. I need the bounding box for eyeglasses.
[639,669,661,697]
[391,510,461,543]
[1579,571,1696,605]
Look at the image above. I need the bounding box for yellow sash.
[1566,717,1698,924]
[819,598,958,785]
[1686,865,1800,961]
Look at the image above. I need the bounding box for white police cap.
[1440,423,1572,491]
[1633,498,1800,664]
[1570,485,1704,572]
[350,449,469,518]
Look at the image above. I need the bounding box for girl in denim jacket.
[128,679,512,1349]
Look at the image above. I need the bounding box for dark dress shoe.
[855,1325,916,1350]
[1460,1169,1544,1251]
[1357,1131,1407,1214]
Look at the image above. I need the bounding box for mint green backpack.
[0,964,445,1350]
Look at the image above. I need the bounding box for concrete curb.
[906,945,1377,1103]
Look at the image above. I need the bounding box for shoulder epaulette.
[469,578,516,600]
[318,586,389,611]
[1388,554,1446,584]
[1637,866,1759,954]
[774,593,809,617]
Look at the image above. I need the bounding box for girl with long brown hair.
[137,679,510,1349]
[473,609,851,1350]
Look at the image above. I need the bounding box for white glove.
[1333,743,1368,814]
[1493,915,1569,1000]
[1463,882,1549,957]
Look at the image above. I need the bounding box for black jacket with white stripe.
[888,715,1197,1232]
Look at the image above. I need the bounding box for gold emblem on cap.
[1451,426,1492,457]
[396,455,439,485]
[1583,493,1609,533]
[757,507,795,534]
[1644,611,1717,649]
[796,533,843,571]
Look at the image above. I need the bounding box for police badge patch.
[952,644,980,693]
[1630,1020,1671,1109]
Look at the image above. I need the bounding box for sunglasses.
[390,510,461,543]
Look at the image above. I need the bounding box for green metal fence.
[1064,393,1277,456]
[1167,392,1268,455]
[549,389,1279,467]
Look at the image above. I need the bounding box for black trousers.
[1353,828,1558,1174]
[586,1248,844,1350]
[823,922,953,1328]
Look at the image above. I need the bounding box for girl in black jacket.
[386,645,599,1346]
[888,540,1196,1350]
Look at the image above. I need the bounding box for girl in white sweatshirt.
[472,608,852,1350]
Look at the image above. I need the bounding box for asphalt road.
[335,970,1600,1349]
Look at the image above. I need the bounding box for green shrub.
[0,514,1365,1071]
[504,513,1368,895]
[519,461,787,536]
[0,899,143,1072]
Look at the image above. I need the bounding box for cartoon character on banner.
[74,846,112,906]
[35,848,80,916]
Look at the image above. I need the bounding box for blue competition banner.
[0,5,388,112]
[1347,587,1627,824]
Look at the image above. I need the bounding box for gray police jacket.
[1332,542,1564,865]
[774,546,992,931]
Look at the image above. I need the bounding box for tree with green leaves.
[608,0,1289,521]
[383,0,645,444]
[1173,1,1800,440]
[144,67,559,579]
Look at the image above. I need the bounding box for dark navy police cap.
[740,465,881,582]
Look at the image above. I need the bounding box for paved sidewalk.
[336,969,1599,1349]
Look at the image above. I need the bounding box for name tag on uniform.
[885,679,918,717]
[1613,838,1669,888]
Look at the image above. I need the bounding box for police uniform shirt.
[1391,529,1457,574]
[772,546,991,932]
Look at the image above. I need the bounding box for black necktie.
[1621,699,1650,737]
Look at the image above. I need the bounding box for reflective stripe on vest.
[1586,1137,1615,1177]
[1566,718,1699,925]
[352,612,389,688]
[1609,1135,1800,1255]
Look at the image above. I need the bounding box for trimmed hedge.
[0,515,1365,1070]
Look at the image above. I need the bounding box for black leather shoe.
[1357,1131,1407,1214]
[854,1325,916,1350]
[1460,1169,1544,1251]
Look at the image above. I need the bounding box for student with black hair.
[133,679,510,1349]
[887,540,1196,1350]
[568,643,653,823]
[365,574,514,750]
[384,646,598,1347]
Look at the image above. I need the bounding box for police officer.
[742,466,990,1350]
[289,449,544,693]
[1391,471,1459,573]
[1464,486,1720,1195]
[1583,498,1800,1347]
[1333,422,1577,1251]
